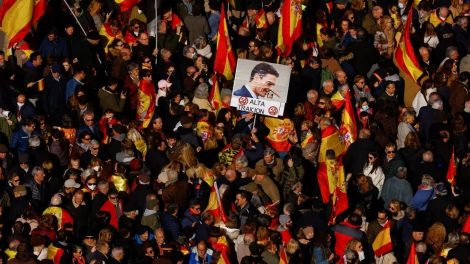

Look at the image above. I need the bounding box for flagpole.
[155,0,158,53]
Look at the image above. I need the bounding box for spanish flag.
[203,171,228,223]
[393,5,424,106]
[264,117,294,153]
[276,0,303,57]
[209,75,222,112]
[339,90,357,149]
[99,22,123,49]
[301,131,314,148]
[329,158,348,224]
[115,0,140,13]
[214,3,236,80]
[0,0,34,48]
[330,91,345,111]
[212,236,230,264]
[372,220,393,257]
[37,78,45,92]
[137,79,156,128]
[317,125,345,203]
[406,242,418,264]
[43,206,74,229]
[32,0,46,25]
[255,9,268,29]
[446,147,457,185]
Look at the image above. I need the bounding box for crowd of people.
[1,0,470,263]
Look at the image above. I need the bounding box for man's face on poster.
[251,73,277,97]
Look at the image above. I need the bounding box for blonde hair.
[286,239,299,255]
[179,143,198,169]
[87,0,102,15]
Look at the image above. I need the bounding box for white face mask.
[398,2,404,8]
[87,184,97,190]
[361,105,369,111]
[358,251,365,261]
[432,100,443,110]
[92,166,101,172]
[17,102,24,107]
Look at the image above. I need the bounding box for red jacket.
[100,199,123,230]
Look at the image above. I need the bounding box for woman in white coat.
[363,151,385,195]
[412,79,437,114]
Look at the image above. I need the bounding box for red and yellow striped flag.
[446,147,457,185]
[209,75,222,112]
[0,0,34,48]
[214,3,236,80]
[276,0,303,57]
[212,236,230,264]
[255,9,268,28]
[372,221,393,257]
[393,5,424,106]
[339,90,357,150]
[331,91,345,111]
[115,0,140,12]
[203,171,228,223]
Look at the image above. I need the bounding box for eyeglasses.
[109,196,118,200]
[140,38,149,41]
[377,217,387,221]
[85,119,93,122]
[87,182,97,186]
[75,251,83,254]
[318,102,325,105]
[91,147,99,150]
[84,236,95,239]
[133,25,140,29]
[83,137,91,141]
[386,150,396,154]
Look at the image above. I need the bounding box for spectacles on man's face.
[83,137,91,141]
[91,147,99,150]
[85,119,93,122]
[318,101,326,105]
[109,196,118,200]
[386,150,396,154]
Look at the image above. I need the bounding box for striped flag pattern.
[213,3,236,80]
[276,0,303,57]
[393,5,424,106]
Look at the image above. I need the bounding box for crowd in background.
[2,0,470,263]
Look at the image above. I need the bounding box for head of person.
[235,190,251,208]
[306,89,319,104]
[385,142,397,160]
[30,52,42,67]
[248,63,279,97]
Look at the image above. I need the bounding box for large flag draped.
[329,158,348,224]
[0,0,34,48]
[209,75,222,112]
[372,221,393,257]
[393,5,424,106]
[214,3,236,80]
[264,117,294,153]
[317,125,345,203]
[446,147,457,185]
[339,90,357,149]
[276,0,303,57]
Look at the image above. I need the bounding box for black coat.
[344,138,379,175]
[348,39,379,76]
[42,74,66,115]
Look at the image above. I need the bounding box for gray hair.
[421,174,435,187]
[234,155,249,168]
[456,16,468,27]
[81,168,96,181]
[446,46,458,57]
[193,83,209,99]
[396,167,407,179]
[90,139,100,146]
[127,62,139,73]
[28,135,41,148]
[322,79,333,88]
[306,89,318,99]
[32,166,44,177]
[193,36,208,49]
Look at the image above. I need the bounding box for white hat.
[157,79,172,89]
[64,179,80,189]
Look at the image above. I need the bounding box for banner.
[230,59,291,116]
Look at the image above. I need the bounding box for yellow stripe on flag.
[1,0,34,48]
